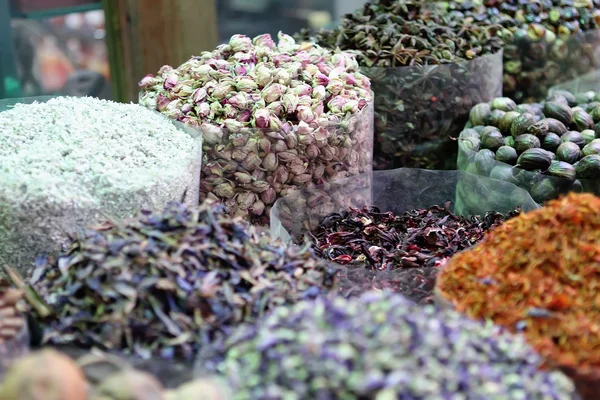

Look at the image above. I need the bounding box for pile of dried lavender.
[139,32,374,224]
[0,97,200,274]
[23,201,337,360]
[196,291,577,399]
[307,204,519,303]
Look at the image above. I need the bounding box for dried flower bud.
[282,93,299,114]
[227,92,248,109]
[267,101,283,117]
[263,153,279,171]
[289,162,307,175]
[312,164,325,179]
[274,165,289,183]
[242,152,262,170]
[253,65,273,88]
[213,182,235,199]
[259,137,271,153]
[239,110,251,123]
[328,96,347,114]
[262,84,285,103]
[253,33,276,49]
[234,172,253,184]
[251,180,270,193]
[212,81,234,100]
[297,106,315,123]
[269,115,283,131]
[342,99,359,114]
[158,65,173,75]
[253,108,270,129]
[192,88,207,104]
[317,62,332,76]
[164,72,179,90]
[278,150,298,162]
[234,64,247,76]
[292,173,313,184]
[138,74,155,89]
[230,34,253,52]
[326,78,344,96]
[273,139,288,153]
[237,192,257,210]
[201,123,224,145]
[306,144,320,159]
[261,187,277,205]
[223,119,244,133]
[235,77,258,93]
[195,102,211,118]
[285,133,298,149]
[292,84,312,96]
[249,200,265,216]
[156,93,171,111]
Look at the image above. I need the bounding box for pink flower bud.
[331,53,346,68]
[358,98,368,110]
[326,78,344,95]
[201,123,224,145]
[223,104,238,119]
[229,34,253,52]
[173,84,193,98]
[277,31,297,53]
[267,101,283,116]
[253,64,273,87]
[249,200,265,216]
[235,77,258,93]
[295,51,310,65]
[261,187,277,205]
[191,64,213,81]
[163,72,179,90]
[317,62,332,75]
[223,119,244,133]
[195,102,211,118]
[211,81,234,100]
[292,84,312,96]
[253,33,276,49]
[274,69,291,85]
[138,74,154,88]
[253,108,271,128]
[235,64,247,76]
[233,51,257,64]
[328,95,347,114]
[282,93,299,114]
[272,54,293,66]
[312,85,326,100]
[296,121,312,135]
[262,83,284,103]
[239,110,252,123]
[297,105,315,123]
[313,102,324,116]
[156,93,171,111]
[343,99,359,114]
[227,92,248,109]
[315,73,330,86]
[304,64,318,76]
[181,103,193,114]
[193,88,207,104]
[297,95,312,107]
[341,72,357,85]
[158,65,173,75]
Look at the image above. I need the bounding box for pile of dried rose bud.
[139,32,374,224]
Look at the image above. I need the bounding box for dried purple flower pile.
[139,32,373,224]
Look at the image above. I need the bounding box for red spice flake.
[437,192,600,372]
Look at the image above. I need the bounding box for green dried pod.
[590,107,600,124]
[459,129,480,140]
[530,179,560,204]
[561,131,586,149]
[495,146,518,165]
[469,103,491,127]
[583,140,600,156]
[575,155,600,179]
[499,111,521,136]
[541,133,561,152]
[487,109,506,128]
[549,90,577,107]
[581,130,596,144]
[575,91,596,105]
[474,149,496,176]
[514,134,541,154]
[504,136,515,147]
[480,128,504,151]
[511,113,536,139]
[572,109,594,131]
[517,148,553,171]
[545,118,568,136]
[460,137,480,152]
[491,97,517,112]
[556,142,583,164]
[527,120,549,138]
[490,165,517,183]
[543,102,573,126]
[547,161,576,181]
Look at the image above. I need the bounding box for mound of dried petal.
[197,291,577,399]
[438,193,600,384]
[27,201,337,359]
[139,32,373,224]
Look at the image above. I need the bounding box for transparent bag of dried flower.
[0,96,202,276]
[191,98,375,226]
[362,51,503,171]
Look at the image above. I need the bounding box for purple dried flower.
[238,110,252,123]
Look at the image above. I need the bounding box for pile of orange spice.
[437,192,600,374]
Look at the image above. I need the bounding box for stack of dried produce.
[139,33,373,225]
[437,193,600,399]
[0,282,28,379]
[459,90,600,203]
[21,201,337,359]
[306,204,518,303]
[196,291,577,399]
[297,0,507,169]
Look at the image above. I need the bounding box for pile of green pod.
[459,90,600,203]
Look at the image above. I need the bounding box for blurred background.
[0,0,369,101]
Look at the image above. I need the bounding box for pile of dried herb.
[460,90,600,203]
[437,192,600,398]
[297,0,506,169]
[307,204,518,303]
[0,96,200,274]
[196,291,577,399]
[139,33,374,224]
[23,201,337,359]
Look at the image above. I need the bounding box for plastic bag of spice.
[363,51,503,171]
[270,169,537,303]
[0,96,202,276]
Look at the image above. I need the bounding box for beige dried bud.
[292,174,313,184]
[306,144,320,159]
[263,153,279,171]
[251,180,270,193]
[259,137,271,153]
[249,200,265,216]
[274,166,289,183]
[312,164,325,179]
[237,192,257,210]
[230,134,249,148]
[320,146,335,161]
[241,152,262,170]
[260,187,277,205]
[289,162,308,175]
[213,182,235,199]
[231,148,249,161]
[284,133,298,149]
[233,172,253,184]
[252,169,266,181]
[278,150,299,162]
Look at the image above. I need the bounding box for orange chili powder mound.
[437,192,600,371]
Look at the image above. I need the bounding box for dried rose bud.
[259,137,271,153]
[282,93,299,114]
[235,77,258,93]
[223,119,244,133]
[343,99,359,114]
[306,144,320,159]
[262,84,285,103]
[193,88,207,104]
[292,173,313,184]
[292,84,312,96]
[213,182,235,199]
[230,34,253,52]
[263,153,278,171]
[261,187,277,205]
[195,102,211,118]
[227,93,248,110]
[234,64,247,76]
[314,73,330,87]
[234,172,253,184]
[253,33,276,49]
[212,81,234,100]
[201,123,224,145]
[156,93,171,111]
[269,115,283,131]
[328,96,347,114]
[274,165,289,183]
[237,192,257,210]
[249,200,265,216]
[138,74,155,89]
[253,108,270,129]
[253,65,273,88]
[316,62,332,76]
[163,72,179,90]
[158,65,173,76]
[326,78,344,95]
[297,106,315,123]
[191,64,213,81]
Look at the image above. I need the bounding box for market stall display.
[138,32,374,225]
[0,96,201,275]
[17,201,337,360]
[458,90,600,204]
[297,0,504,170]
[195,291,577,399]
[271,169,537,303]
[437,192,600,399]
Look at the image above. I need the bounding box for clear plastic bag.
[196,99,374,226]
[504,28,600,103]
[364,51,503,170]
[550,69,600,95]
[0,96,202,275]
[271,169,537,303]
